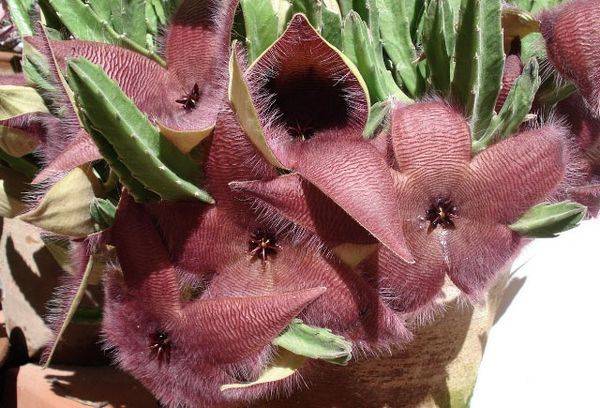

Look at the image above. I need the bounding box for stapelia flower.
[104,107,410,406]
[240,14,414,263]
[540,0,600,116]
[7,0,240,183]
[357,101,571,313]
[43,0,239,136]
[106,193,326,407]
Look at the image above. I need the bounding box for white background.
[471,217,600,407]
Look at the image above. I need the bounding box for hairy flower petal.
[162,0,240,131]
[147,203,240,273]
[110,194,182,321]
[202,244,409,347]
[391,101,471,197]
[0,112,48,145]
[541,0,600,116]
[229,173,375,246]
[205,106,279,210]
[177,288,325,364]
[33,129,100,184]
[21,29,85,166]
[32,38,177,119]
[444,220,520,299]
[166,0,238,91]
[281,138,414,262]
[558,94,600,173]
[361,219,447,314]
[458,125,568,223]
[496,54,523,111]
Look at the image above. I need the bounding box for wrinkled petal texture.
[166,0,238,90]
[200,236,409,346]
[204,106,279,214]
[145,194,408,348]
[391,101,471,198]
[105,194,326,407]
[458,125,568,223]
[33,129,100,184]
[443,220,520,298]
[362,219,447,314]
[18,30,90,168]
[163,0,240,130]
[110,194,182,321]
[558,95,600,174]
[229,173,376,246]
[541,0,600,116]
[372,102,570,310]
[241,15,412,260]
[282,138,414,262]
[38,39,177,119]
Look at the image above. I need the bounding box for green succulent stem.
[45,0,166,67]
[473,58,541,153]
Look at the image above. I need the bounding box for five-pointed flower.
[357,101,571,313]
[3,0,240,183]
[106,192,327,407]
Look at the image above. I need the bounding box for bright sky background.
[471,217,600,407]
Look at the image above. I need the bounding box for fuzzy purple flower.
[357,101,571,312]
[557,94,600,212]
[3,0,240,184]
[541,0,600,116]
[235,14,414,263]
[105,193,327,407]
[102,105,410,406]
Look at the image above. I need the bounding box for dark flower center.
[425,198,457,233]
[175,83,201,110]
[248,230,280,262]
[148,330,171,366]
[265,66,350,140]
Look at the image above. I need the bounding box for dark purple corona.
[426,198,457,233]
[148,330,171,366]
[175,83,201,110]
[248,230,281,262]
